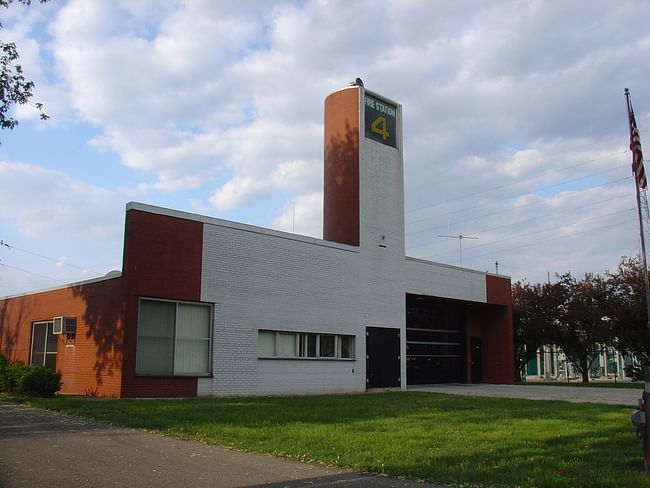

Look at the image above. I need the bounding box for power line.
[0,261,68,284]
[420,207,635,260]
[460,218,638,265]
[420,216,637,266]
[406,164,629,226]
[473,202,632,241]
[406,150,628,217]
[0,240,103,276]
[407,176,632,247]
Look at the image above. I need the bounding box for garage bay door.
[406,295,465,384]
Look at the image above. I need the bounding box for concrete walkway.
[0,402,442,488]
[409,383,642,406]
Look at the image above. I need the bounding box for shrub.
[0,361,27,393]
[0,358,61,397]
[0,355,7,389]
[19,365,61,397]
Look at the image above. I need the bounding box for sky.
[1,0,649,297]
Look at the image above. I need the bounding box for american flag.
[627,93,647,189]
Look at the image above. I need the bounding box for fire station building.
[0,84,514,397]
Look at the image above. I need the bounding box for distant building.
[524,345,636,382]
[0,84,514,397]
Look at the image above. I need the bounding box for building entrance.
[366,326,401,388]
[406,295,465,384]
[471,336,483,383]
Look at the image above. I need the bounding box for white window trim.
[30,320,57,368]
[136,297,214,377]
[257,329,356,361]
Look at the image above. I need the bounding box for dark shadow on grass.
[244,473,439,487]
[24,392,633,431]
[373,422,645,487]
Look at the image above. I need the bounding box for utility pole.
[437,234,478,266]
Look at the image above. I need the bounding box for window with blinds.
[257,330,355,360]
[136,298,212,376]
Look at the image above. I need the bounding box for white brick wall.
[357,90,407,388]
[404,257,487,303]
[199,220,364,396]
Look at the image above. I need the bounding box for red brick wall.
[486,274,512,306]
[323,87,360,246]
[120,208,204,397]
[0,277,125,397]
[482,275,515,383]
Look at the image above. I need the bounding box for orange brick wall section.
[0,276,125,397]
[120,208,204,398]
[323,87,360,246]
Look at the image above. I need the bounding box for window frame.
[30,320,58,369]
[257,329,355,361]
[136,297,213,377]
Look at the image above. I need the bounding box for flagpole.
[626,88,650,473]
[625,88,650,336]
[634,164,650,337]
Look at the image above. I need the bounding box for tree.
[553,272,614,383]
[0,0,49,132]
[513,257,650,382]
[512,280,558,381]
[607,256,650,379]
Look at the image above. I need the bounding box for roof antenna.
[437,234,478,266]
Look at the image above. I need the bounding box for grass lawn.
[21,392,649,488]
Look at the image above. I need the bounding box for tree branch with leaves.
[0,0,49,132]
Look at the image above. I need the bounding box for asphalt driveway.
[0,402,442,488]
[408,383,642,406]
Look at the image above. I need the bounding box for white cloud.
[0,161,123,241]
[2,0,650,295]
[209,157,320,210]
[272,192,323,238]
[43,0,646,212]
[0,160,125,295]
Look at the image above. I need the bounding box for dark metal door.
[366,326,401,388]
[471,336,483,383]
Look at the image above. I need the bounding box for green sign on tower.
[364,93,397,148]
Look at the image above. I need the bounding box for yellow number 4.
[371,116,389,141]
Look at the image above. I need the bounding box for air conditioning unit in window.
[52,316,77,335]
